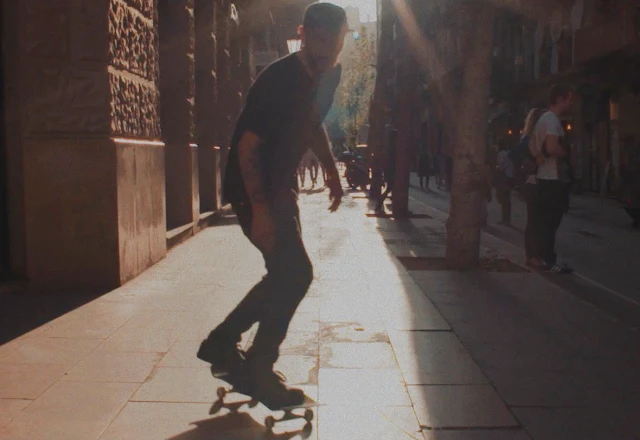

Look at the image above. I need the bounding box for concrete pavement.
[0,184,639,439]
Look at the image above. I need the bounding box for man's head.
[549,84,574,116]
[299,3,348,75]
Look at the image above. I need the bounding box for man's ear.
[297,25,305,39]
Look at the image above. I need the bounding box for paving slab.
[408,385,518,429]
[0,364,68,399]
[1,381,137,440]
[389,331,488,385]
[2,187,639,440]
[62,350,162,383]
[511,407,629,440]
[318,368,412,407]
[422,429,531,440]
[0,337,102,366]
[318,405,425,440]
[320,341,397,369]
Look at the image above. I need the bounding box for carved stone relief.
[125,0,155,19]
[109,0,158,81]
[109,72,160,138]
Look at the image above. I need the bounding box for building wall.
[6,0,166,291]
[1,0,254,291]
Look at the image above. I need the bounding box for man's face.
[558,92,575,115]
[300,24,347,74]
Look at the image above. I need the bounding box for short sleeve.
[241,77,278,140]
[540,113,564,137]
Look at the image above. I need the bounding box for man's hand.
[251,206,275,253]
[326,169,343,212]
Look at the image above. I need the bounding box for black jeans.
[522,183,539,260]
[213,196,313,368]
[534,179,570,265]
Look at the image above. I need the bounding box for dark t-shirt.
[224,54,341,204]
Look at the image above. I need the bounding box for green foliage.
[337,25,376,148]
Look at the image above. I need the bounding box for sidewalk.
[1,185,639,439]
[408,172,640,313]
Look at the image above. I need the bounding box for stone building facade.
[0,0,266,291]
[378,0,640,197]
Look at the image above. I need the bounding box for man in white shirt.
[531,85,574,274]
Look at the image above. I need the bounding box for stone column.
[195,0,221,212]
[12,0,166,290]
[215,1,233,174]
[159,0,200,229]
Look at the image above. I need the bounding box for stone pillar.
[159,0,200,229]
[216,1,233,175]
[12,0,166,290]
[195,0,221,212]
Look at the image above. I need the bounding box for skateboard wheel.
[248,399,258,408]
[304,409,314,422]
[265,416,276,430]
[216,387,226,399]
[209,400,223,415]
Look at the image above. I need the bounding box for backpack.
[508,136,537,186]
[509,110,547,185]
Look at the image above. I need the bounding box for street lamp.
[287,39,302,54]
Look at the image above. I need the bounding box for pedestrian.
[309,151,320,189]
[320,162,329,187]
[197,3,347,409]
[530,85,575,274]
[298,149,316,189]
[298,150,311,188]
[517,108,547,268]
[418,151,431,191]
[495,139,514,225]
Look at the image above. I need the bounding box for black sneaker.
[249,370,305,410]
[197,336,246,375]
[544,262,573,274]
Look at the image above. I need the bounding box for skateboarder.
[197,3,347,410]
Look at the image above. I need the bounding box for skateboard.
[210,369,320,434]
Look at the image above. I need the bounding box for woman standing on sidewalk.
[519,108,546,267]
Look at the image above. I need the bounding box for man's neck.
[296,51,315,80]
[549,105,562,117]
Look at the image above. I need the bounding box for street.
[409,174,640,323]
[1,185,639,439]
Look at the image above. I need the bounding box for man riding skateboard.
[197,3,347,410]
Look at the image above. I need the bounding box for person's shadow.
[167,412,313,440]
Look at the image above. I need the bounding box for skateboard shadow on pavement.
[167,413,313,440]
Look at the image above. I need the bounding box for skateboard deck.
[211,369,321,433]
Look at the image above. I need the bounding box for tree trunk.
[391,56,417,218]
[445,3,495,269]
[392,90,412,217]
[368,0,395,199]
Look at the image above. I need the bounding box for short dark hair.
[549,84,573,105]
[303,3,347,33]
